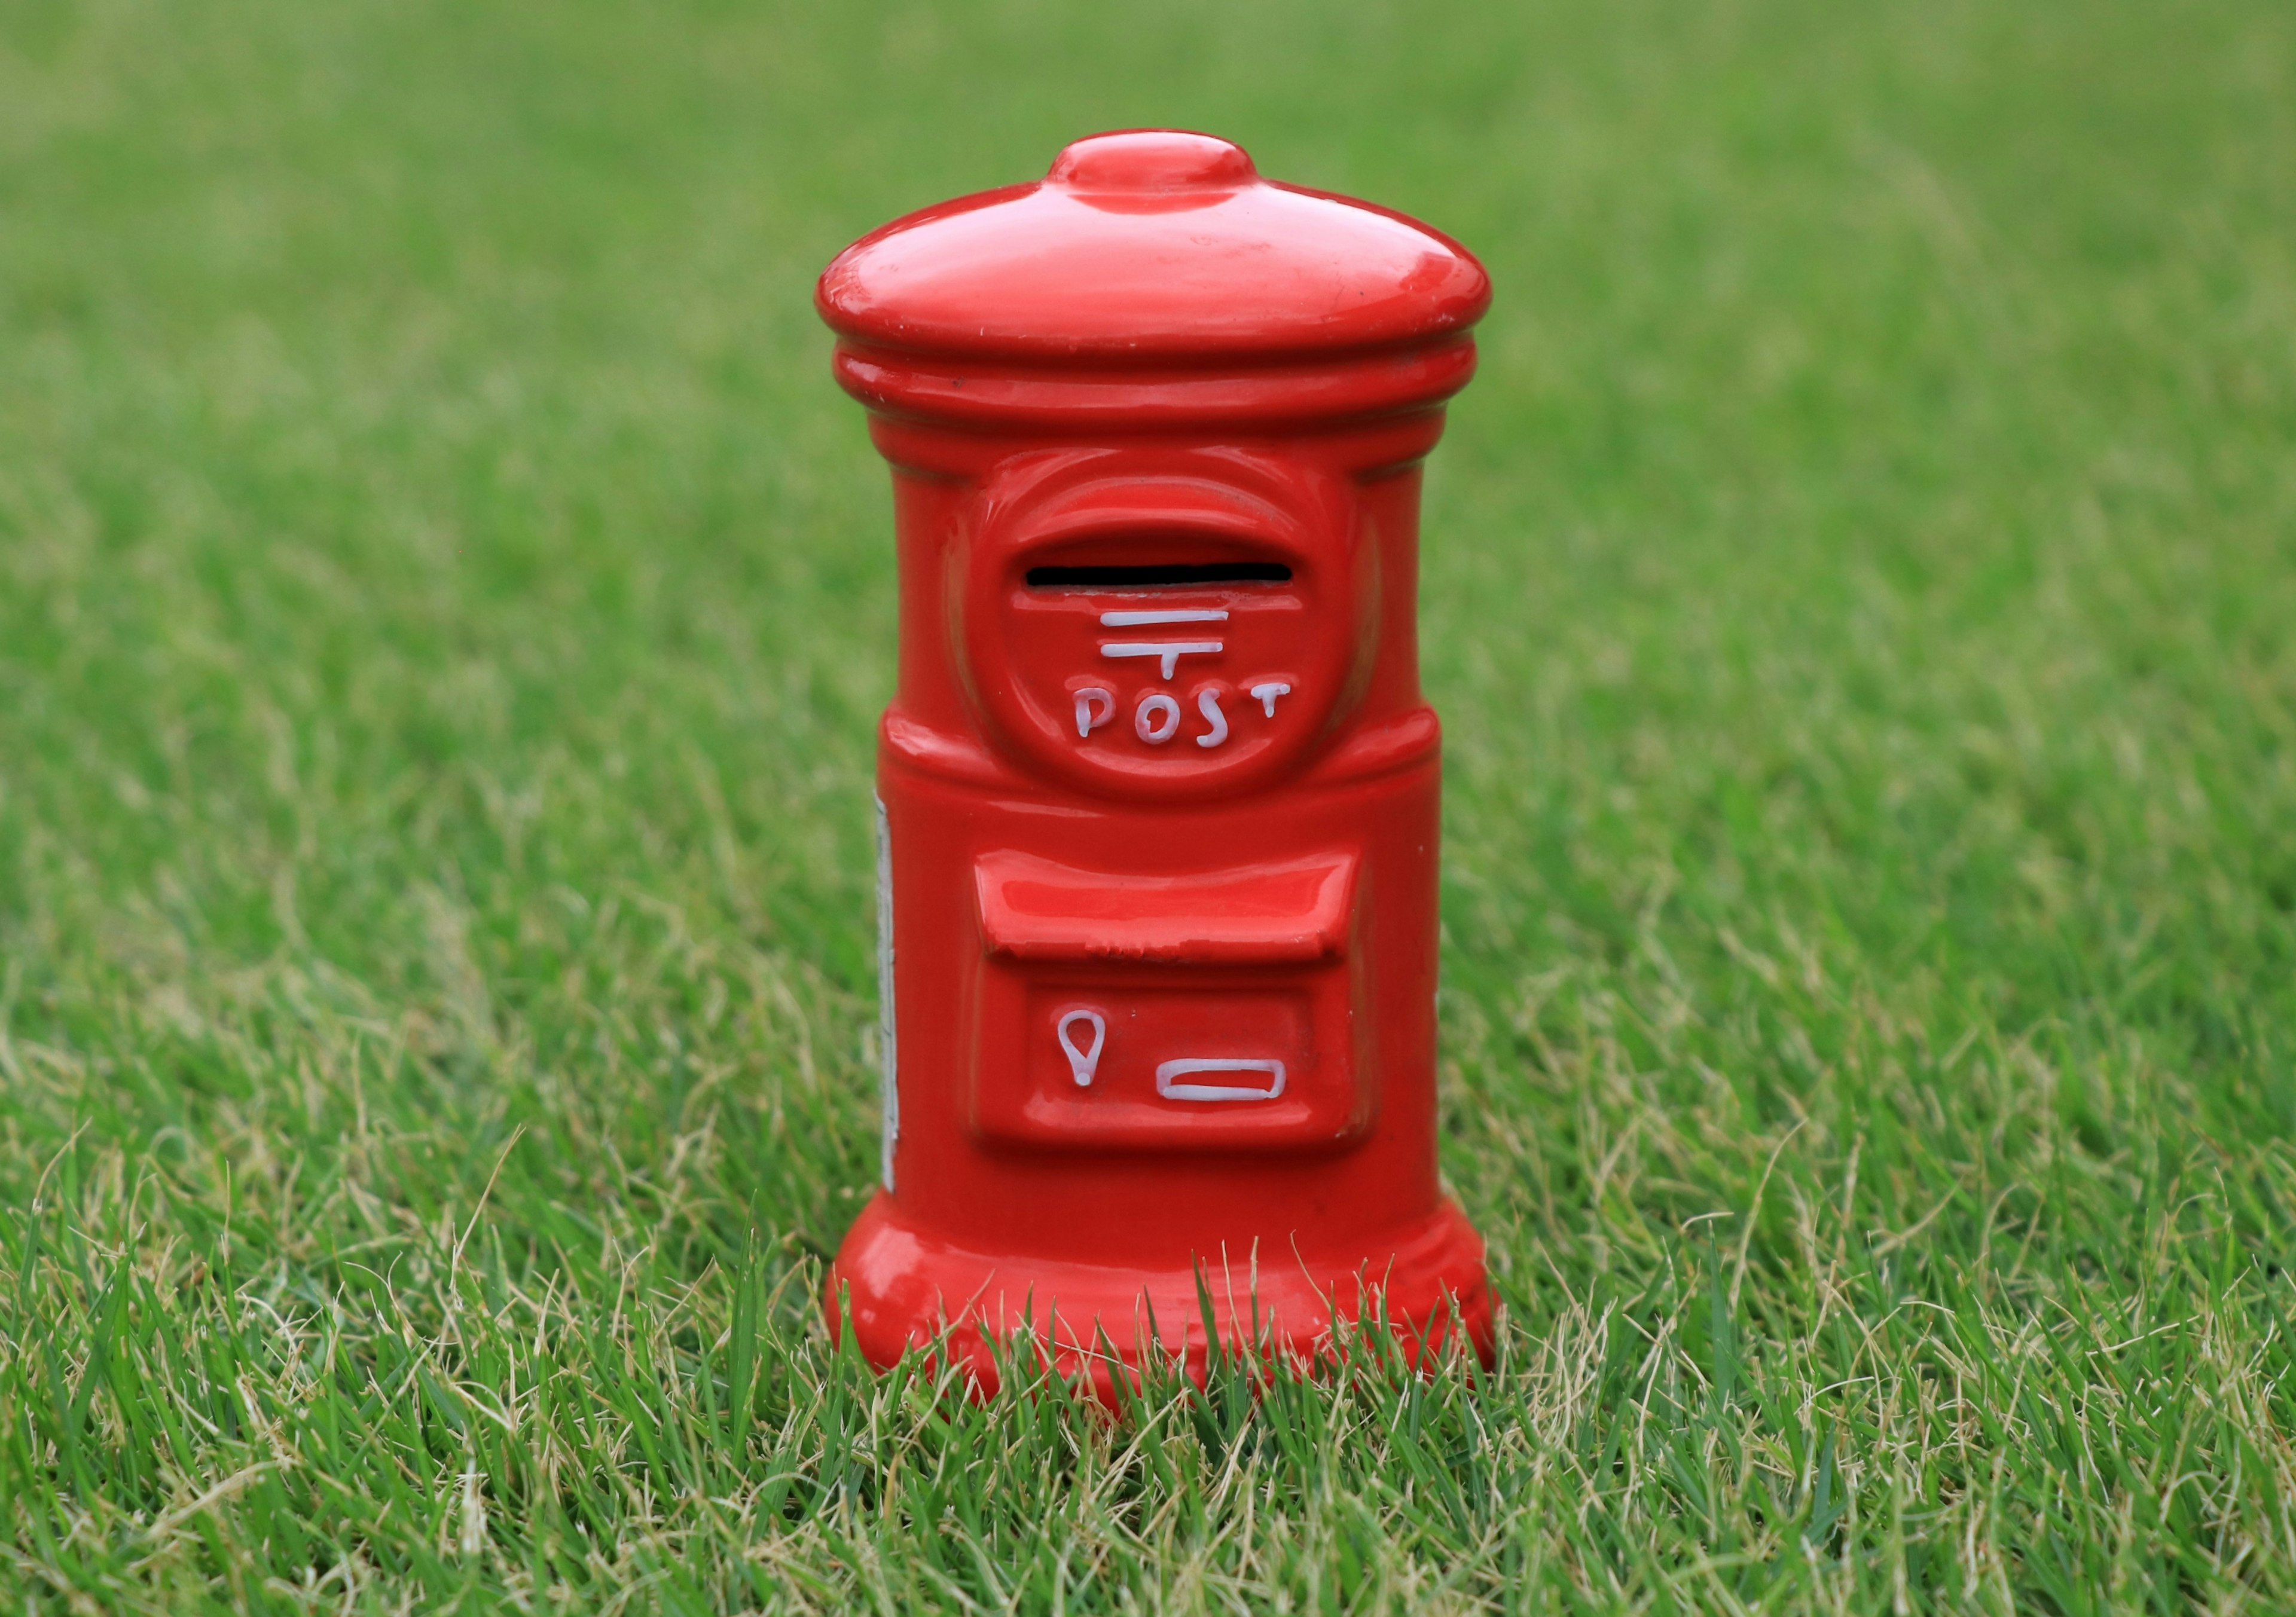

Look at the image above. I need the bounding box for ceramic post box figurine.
[817,130,1491,1392]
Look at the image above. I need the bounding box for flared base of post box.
[825,1190,1492,1398]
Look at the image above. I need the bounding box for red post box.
[817,130,1492,1392]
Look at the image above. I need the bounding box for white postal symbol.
[1074,687,1114,738]
[1099,609,1228,628]
[1135,692,1181,743]
[1101,640,1223,679]
[1057,1010,1106,1087]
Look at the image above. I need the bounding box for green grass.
[4,0,2295,1609]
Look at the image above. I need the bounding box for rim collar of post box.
[817,131,1490,430]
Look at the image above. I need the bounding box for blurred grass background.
[3,0,2294,1609]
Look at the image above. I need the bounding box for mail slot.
[817,129,1492,1393]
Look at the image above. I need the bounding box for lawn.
[4,0,2294,1609]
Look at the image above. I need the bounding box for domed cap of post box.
[817,130,1489,427]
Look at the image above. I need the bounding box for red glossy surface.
[819,129,1489,364]
[820,132,1491,1397]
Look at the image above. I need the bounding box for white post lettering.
[1074,687,1114,738]
[1135,693,1181,743]
[1195,688,1229,747]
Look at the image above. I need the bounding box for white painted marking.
[1195,688,1229,748]
[1249,680,1293,718]
[1073,687,1114,738]
[1057,1009,1106,1087]
[1098,609,1230,628]
[874,795,897,1190]
[1101,640,1223,679]
[1155,1058,1287,1102]
[1134,693,1181,743]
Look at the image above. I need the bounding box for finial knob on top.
[1046,130,1259,193]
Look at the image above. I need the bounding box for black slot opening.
[1025,561,1292,588]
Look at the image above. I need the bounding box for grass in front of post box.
[4,0,2295,1610]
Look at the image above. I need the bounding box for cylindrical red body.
[817,132,1491,1393]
